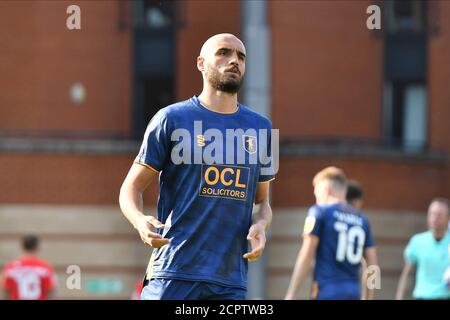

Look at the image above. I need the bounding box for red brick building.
[0,0,448,299]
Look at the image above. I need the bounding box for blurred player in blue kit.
[346,180,372,300]
[285,167,378,300]
[119,33,275,300]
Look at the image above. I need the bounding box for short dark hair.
[346,180,364,202]
[22,234,39,252]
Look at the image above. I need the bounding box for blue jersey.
[303,202,375,299]
[135,96,275,289]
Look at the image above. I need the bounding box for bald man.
[396,198,450,300]
[119,34,275,299]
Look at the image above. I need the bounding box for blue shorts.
[140,278,247,300]
[314,281,361,300]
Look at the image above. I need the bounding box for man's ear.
[324,184,332,197]
[197,56,205,72]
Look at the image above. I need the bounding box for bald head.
[197,33,246,94]
[427,198,449,233]
[199,33,246,58]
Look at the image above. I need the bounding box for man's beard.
[206,65,243,94]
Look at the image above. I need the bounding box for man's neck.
[22,252,37,259]
[198,88,238,114]
[318,196,344,206]
[431,229,447,241]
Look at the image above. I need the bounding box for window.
[133,0,175,30]
[403,85,427,150]
[385,0,427,34]
[383,82,427,151]
[383,0,428,151]
[142,77,174,127]
[132,0,176,139]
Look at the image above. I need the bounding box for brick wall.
[176,0,241,100]
[270,0,383,140]
[428,2,450,153]
[0,152,158,205]
[273,156,448,210]
[0,0,132,138]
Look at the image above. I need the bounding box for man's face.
[200,35,246,94]
[427,201,449,232]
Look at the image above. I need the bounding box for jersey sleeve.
[43,267,58,291]
[303,206,324,238]
[2,267,14,291]
[404,235,418,264]
[258,119,276,183]
[135,109,170,172]
[363,218,376,248]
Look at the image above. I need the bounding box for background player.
[346,179,374,300]
[396,198,450,300]
[285,167,378,300]
[119,33,275,300]
[2,235,57,300]
[346,180,364,211]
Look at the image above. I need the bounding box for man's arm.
[396,262,414,300]
[360,257,368,300]
[243,182,272,262]
[362,247,378,300]
[119,163,170,248]
[285,234,319,299]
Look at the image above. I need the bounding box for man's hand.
[244,181,272,262]
[243,221,267,262]
[135,215,170,248]
[119,163,170,248]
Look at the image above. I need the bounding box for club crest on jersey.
[303,216,316,235]
[242,135,257,154]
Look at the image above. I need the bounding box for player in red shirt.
[2,235,57,300]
